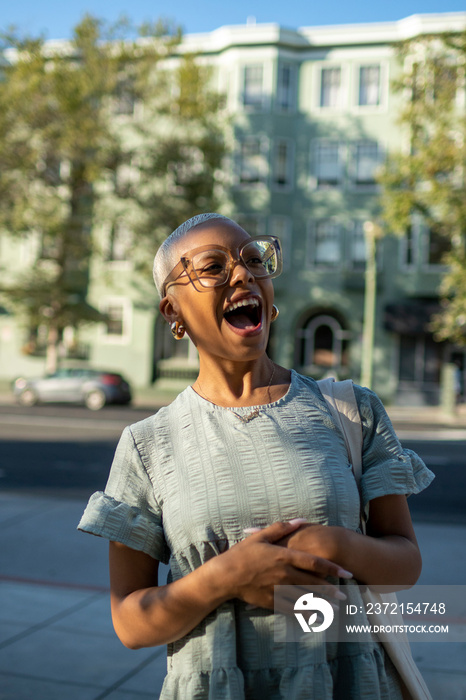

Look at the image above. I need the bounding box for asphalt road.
[0,404,464,524]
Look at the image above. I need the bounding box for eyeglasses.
[162,235,283,295]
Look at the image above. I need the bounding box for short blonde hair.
[153,213,234,296]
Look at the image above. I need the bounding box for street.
[0,403,464,524]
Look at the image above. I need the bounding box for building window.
[236,214,265,237]
[277,63,296,112]
[320,67,342,108]
[113,78,136,116]
[100,298,131,343]
[105,304,124,336]
[312,141,343,188]
[107,222,132,262]
[237,138,268,185]
[350,221,367,269]
[358,65,381,107]
[308,220,341,267]
[398,334,442,385]
[269,216,291,271]
[351,141,380,187]
[297,314,348,370]
[272,139,293,189]
[242,64,264,109]
[402,225,416,267]
[426,226,451,266]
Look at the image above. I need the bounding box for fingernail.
[243,527,262,534]
[337,568,353,579]
[334,590,347,601]
[288,518,308,526]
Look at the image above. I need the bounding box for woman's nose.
[230,259,254,285]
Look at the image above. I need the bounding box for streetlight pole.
[361,221,378,389]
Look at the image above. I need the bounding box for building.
[1,12,466,404]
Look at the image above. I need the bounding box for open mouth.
[223,297,262,331]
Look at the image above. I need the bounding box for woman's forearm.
[335,528,422,588]
[111,555,230,649]
[282,524,422,589]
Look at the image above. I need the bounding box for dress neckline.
[187,368,297,415]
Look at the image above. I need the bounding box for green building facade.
[1,12,465,404]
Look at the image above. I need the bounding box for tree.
[96,50,228,279]
[378,30,466,344]
[0,16,228,372]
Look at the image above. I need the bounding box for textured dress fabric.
[78,370,434,700]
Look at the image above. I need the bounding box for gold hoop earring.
[271,305,279,322]
[170,321,186,340]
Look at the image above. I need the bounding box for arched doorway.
[296,312,350,376]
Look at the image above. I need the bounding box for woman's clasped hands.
[211,518,352,611]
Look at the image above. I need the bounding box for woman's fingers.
[288,548,352,581]
[244,519,309,542]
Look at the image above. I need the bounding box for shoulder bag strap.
[317,377,367,528]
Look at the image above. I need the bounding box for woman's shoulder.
[126,387,193,438]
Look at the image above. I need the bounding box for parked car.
[13,368,132,410]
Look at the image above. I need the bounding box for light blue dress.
[78,370,434,699]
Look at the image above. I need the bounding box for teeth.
[225,298,260,314]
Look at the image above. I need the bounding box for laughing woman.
[78,213,434,699]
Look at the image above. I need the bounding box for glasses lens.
[190,249,230,288]
[241,238,281,278]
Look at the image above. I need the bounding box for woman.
[79,213,434,699]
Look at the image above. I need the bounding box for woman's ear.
[159,296,178,324]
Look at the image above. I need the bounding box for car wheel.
[17,389,38,407]
[85,389,106,411]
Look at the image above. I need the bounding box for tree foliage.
[378,30,466,344]
[0,15,227,369]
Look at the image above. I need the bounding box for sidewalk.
[0,491,465,700]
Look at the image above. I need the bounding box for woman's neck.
[193,355,290,408]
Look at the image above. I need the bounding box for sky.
[2,0,466,40]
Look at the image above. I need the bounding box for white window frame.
[271,138,294,191]
[242,63,265,111]
[310,140,345,190]
[313,62,348,112]
[235,136,269,187]
[297,314,347,370]
[352,61,389,113]
[99,297,132,345]
[276,62,297,113]
[319,65,343,110]
[307,219,342,268]
[348,140,383,191]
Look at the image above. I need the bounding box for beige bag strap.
[317,377,433,700]
[317,378,362,483]
[317,377,368,526]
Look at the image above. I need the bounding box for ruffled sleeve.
[353,385,435,506]
[77,425,170,563]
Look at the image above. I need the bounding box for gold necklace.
[195,363,276,423]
